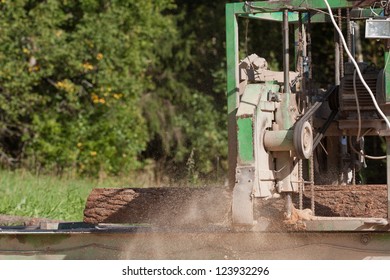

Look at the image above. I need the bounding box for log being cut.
[84,185,387,226]
[84,187,232,226]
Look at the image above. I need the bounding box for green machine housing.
[226,0,390,230]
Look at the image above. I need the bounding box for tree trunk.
[303,185,387,218]
[83,185,387,226]
[83,187,232,226]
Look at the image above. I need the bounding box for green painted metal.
[234,0,359,12]
[235,83,279,165]
[225,2,246,15]
[226,4,239,114]
[245,11,300,22]
[227,1,377,18]
[244,8,382,23]
[226,3,240,188]
[237,118,254,164]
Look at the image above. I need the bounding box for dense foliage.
[0,1,385,183]
[0,0,227,180]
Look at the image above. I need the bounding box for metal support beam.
[283,9,290,96]
[385,3,390,218]
[385,44,390,103]
[226,5,239,188]
[334,29,340,85]
[387,137,390,218]
[227,0,362,15]
[282,9,292,129]
[226,5,239,114]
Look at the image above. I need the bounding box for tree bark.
[303,185,387,218]
[83,187,232,226]
[83,185,388,226]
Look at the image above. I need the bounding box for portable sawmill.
[225,0,390,230]
[78,0,390,231]
[2,0,390,260]
[80,0,390,232]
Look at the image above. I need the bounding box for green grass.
[0,169,225,222]
[0,170,102,221]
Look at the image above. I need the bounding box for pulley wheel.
[293,121,313,159]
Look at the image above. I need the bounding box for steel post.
[240,1,358,11]
[334,29,340,85]
[281,9,292,131]
[283,9,290,95]
[385,44,390,103]
[387,137,390,218]
[226,4,239,188]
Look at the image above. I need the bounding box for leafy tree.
[140,0,229,182]
[0,0,175,176]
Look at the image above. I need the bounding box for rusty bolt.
[360,234,371,245]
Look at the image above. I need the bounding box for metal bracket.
[232,166,255,225]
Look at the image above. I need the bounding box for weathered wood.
[83,187,232,226]
[303,185,388,218]
[83,185,388,226]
